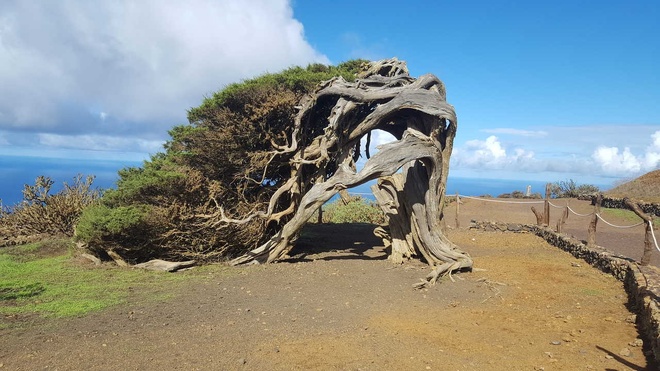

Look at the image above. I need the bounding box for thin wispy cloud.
[340,32,389,61]
[37,133,164,155]
[482,128,548,137]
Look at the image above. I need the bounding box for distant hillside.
[607,169,660,202]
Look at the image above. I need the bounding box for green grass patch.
[0,239,206,322]
[601,207,660,227]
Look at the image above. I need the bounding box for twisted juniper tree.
[77,58,470,285]
[220,59,472,285]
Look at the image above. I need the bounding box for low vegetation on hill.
[607,170,660,202]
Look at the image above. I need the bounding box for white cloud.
[451,128,660,182]
[591,130,660,175]
[0,0,327,153]
[453,135,535,169]
[592,146,641,175]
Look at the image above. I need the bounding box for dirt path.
[1,219,652,370]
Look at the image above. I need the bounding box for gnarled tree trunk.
[225,59,471,286]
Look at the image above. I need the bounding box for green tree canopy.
[76,60,369,263]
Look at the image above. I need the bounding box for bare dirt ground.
[1,199,656,370]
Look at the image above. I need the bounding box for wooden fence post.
[543,183,551,226]
[556,203,569,233]
[623,198,654,266]
[531,206,544,226]
[587,194,602,247]
[455,192,460,229]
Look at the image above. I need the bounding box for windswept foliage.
[75,61,369,263]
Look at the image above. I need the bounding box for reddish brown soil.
[0,200,654,370]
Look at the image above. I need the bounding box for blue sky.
[0,0,659,201]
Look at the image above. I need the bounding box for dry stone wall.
[600,197,660,217]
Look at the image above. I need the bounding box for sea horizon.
[0,155,612,207]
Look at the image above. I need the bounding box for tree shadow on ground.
[596,345,651,371]
[283,223,388,262]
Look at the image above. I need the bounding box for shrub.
[0,175,101,238]
[322,196,385,224]
[550,179,600,198]
[75,205,148,244]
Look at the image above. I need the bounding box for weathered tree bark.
[224,59,469,286]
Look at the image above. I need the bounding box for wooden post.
[531,206,544,226]
[623,198,654,266]
[543,183,551,226]
[455,192,460,229]
[587,194,602,247]
[556,203,569,233]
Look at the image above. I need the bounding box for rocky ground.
[1,199,656,370]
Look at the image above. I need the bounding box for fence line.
[548,201,565,209]
[566,206,593,218]
[346,189,657,256]
[454,188,658,266]
[650,221,660,253]
[458,195,544,204]
[459,194,646,230]
[595,214,645,229]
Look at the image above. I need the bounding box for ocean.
[0,155,599,207]
[0,156,143,207]
[346,177,553,201]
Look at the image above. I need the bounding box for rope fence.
[651,221,660,254]
[566,205,593,218]
[344,184,660,260]
[452,184,659,266]
[595,214,645,229]
[458,194,647,229]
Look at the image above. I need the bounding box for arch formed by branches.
[211,59,471,286]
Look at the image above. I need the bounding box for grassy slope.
[607,169,660,202]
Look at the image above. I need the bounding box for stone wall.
[600,197,660,217]
[469,220,660,364]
